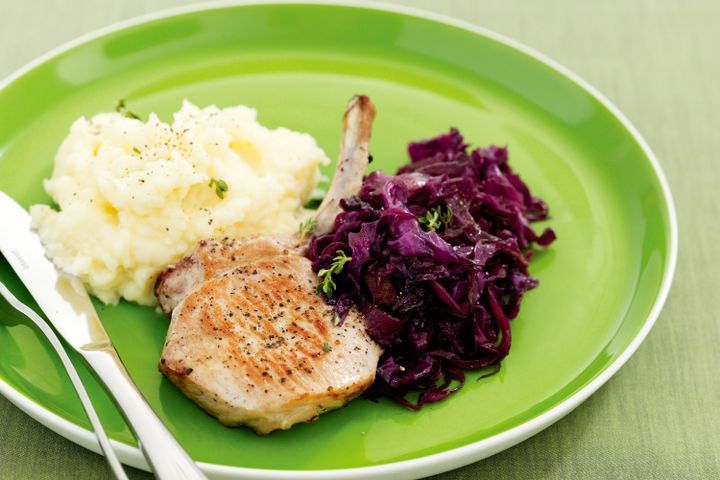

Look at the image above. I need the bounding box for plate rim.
[0,1,678,478]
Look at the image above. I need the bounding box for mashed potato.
[31,101,329,306]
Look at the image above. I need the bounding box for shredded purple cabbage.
[306,128,556,409]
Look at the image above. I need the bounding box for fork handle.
[82,348,207,480]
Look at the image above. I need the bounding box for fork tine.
[0,280,129,480]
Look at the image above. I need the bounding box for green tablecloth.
[1,1,718,478]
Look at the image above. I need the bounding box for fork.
[0,280,129,480]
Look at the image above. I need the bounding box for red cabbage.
[306,128,555,409]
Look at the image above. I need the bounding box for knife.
[0,191,207,480]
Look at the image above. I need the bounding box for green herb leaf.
[115,99,141,120]
[298,218,318,242]
[440,204,453,228]
[208,178,229,199]
[132,147,141,154]
[322,342,332,352]
[418,204,453,232]
[333,313,342,326]
[303,198,323,210]
[316,250,352,299]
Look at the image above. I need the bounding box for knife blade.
[0,191,109,352]
[0,191,206,480]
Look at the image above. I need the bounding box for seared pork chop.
[157,96,381,434]
[160,255,377,434]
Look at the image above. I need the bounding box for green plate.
[0,2,676,478]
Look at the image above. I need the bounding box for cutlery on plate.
[0,191,207,480]
[0,281,129,480]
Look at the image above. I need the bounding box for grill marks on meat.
[155,236,298,315]
[161,255,378,434]
[156,95,380,434]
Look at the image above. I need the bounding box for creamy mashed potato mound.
[31,101,329,306]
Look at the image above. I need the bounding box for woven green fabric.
[0,1,718,478]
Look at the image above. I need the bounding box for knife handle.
[82,348,207,480]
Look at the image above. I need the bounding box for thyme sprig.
[298,218,317,242]
[115,99,141,120]
[418,204,453,232]
[317,250,352,298]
